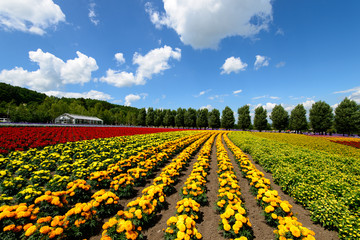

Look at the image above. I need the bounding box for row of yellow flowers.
[1,132,205,239]
[224,134,316,240]
[216,133,253,240]
[101,132,213,240]
[164,132,218,240]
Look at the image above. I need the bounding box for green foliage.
[208,109,220,129]
[270,105,289,132]
[289,104,308,133]
[254,106,267,131]
[145,107,155,126]
[184,108,197,128]
[334,98,360,135]
[221,106,235,130]
[175,108,185,127]
[309,101,333,134]
[196,108,208,129]
[237,105,251,130]
[154,109,164,127]
[163,109,175,127]
[136,108,146,126]
[0,82,46,105]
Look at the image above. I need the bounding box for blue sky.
[1,0,360,117]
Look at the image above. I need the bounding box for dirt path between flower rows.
[222,135,339,240]
[197,135,225,240]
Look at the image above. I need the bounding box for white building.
[55,113,103,125]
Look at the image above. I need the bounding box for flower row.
[224,134,316,240]
[0,132,206,239]
[216,133,253,240]
[101,132,214,240]
[164,132,218,240]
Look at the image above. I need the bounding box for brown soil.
[222,136,276,240]
[222,135,340,240]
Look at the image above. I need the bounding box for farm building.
[55,113,103,125]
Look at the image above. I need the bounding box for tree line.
[240,98,360,135]
[1,83,359,135]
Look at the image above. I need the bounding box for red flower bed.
[330,140,360,149]
[0,126,185,155]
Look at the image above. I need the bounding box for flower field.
[2,128,356,239]
[229,132,360,239]
[0,126,186,155]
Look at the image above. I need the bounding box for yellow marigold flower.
[178,223,186,232]
[3,224,15,231]
[40,226,51,234]
[54,227,63,235]
[124,220,133,231]
[271,213,278,219]
[224,224,231,231]
[265,205,275,213]
[290,225,301,238]
[25,225,37,236]
[177,231,185,239]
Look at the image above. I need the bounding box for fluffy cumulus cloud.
[221,57,247,74]
[44,90,112,101]
[115,53,125,64]
[200,104,213,110]
[0,0,65,35]
[100,45,181,87]
[302,100,315,110]
[124,93,148,106]
[0,49,98,91]
[334,86,360,103]
[146,0,272,49]
[254,55,270,70]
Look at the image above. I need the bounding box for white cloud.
[263,102,276,112]
[254,55,270,70]
[44,90,112,101]
[146,0,272,49]
[276,61,286,68]
[334,86,360,103]
[200,104,213,110]
[208,94,229,103]
[0,0,65,35]
[276,28,284,36]
[233,89,242,94]
[302,100,315,110]
[115,53,125,64]
[0,49,98,91]
[124,93,148,106]
[252,95,279,100]
[100,45,181,87]
[88,2,99,25]
[194,89,211,97]
[221,57,247,74]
